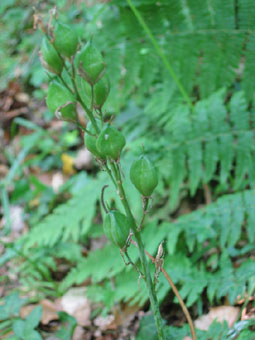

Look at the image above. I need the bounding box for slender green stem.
[105,161,117,188]
[98,108,104,124]
[76,122,88,132]
[79,98,100,133]
[68,60,100,134]
[126,0,193,110]
[59,74,73,94]
[91,85,94,110]
[59,39,165,338]
[0,186,11,235]
[109,161,166,340]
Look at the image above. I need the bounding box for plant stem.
[59,74,73,94]
[108,161,166,340]
[105,162,117,188]
[79,98,100,133]
[66,60,100,134]
[131,239,197,340]
[161,267,196,340]
[126,0,194,110]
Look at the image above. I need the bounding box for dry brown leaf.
[241,306,255,321]
[72,325,86,340]
[40,299,61,324]
[20,304,34,318]
[15,92,29,103]
[2,205,25,233]
[236,294,255,305]
[61,287,91,326]
[94,314,116,331]
[20,299,62,325]
[0,164,9,178]
[113,303,140,328]
[74,148,92,170]
[195,306,240,331]
[51,172,65,193]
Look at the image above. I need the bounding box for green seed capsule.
[84,120,106,159]
[54,22,78,57]
[46,81,77,121]
[96,125,126,160]
[76,42,105,85]
[130,156,158,197]
[94,75,110,109]
[103,210,130,248]
[41,37,63,74]
[75,75,91,107]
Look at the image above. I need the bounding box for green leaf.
[13,319,26,339]
[136,314,158,340]
[55,312,77,340]
[24,330,42,340]
[186,141,202,196]
[25,305,42,329]
[178,268,208,307]
[165,223,181,255]
[25,175,103,248]
[0,293,27,320]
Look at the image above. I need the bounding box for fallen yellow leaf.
[61,153,76,175]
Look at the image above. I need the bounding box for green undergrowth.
[1,0,255,338]
[137,314,255,340]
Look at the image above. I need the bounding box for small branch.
[121,249,144,278]
[130,239,197,340]
[138,197,149,231]
[161,268,196,340]
[203,183,212,204]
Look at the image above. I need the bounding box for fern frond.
[60,189,255,308]
[25,178,102,248]
[238,0,255,29]
[243,34,255,101]
[168,189,255,251]
[93,0,255,109]
[61,221,167,291]
[157,90,255,207]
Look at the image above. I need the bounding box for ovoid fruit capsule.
[96,125,126,160]
[75,75,110,109]
[84,120,106,159]
[93,75,110,109]
[54,22,78,57]
[76,42,105,85]
[104,210,130,249]
[130,155,158,196]
[46,81,77,121]
[40,37,63,74]
[75,75,91,108]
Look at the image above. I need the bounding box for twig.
[138,197,149,231]
[130,239,197,340]
[203,183,212,204]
